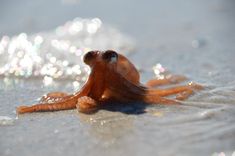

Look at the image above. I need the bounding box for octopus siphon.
[17,50,202,114]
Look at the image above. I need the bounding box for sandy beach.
[0,0,235,156]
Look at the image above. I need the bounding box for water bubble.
[34,35,44,45]
[0,116,15,126]
[54,129,59,134]
[49,57,57,63]
[62,60,69,66]
[43,76,53,86]
[73,81,80,90]
[192,38,206,48]
[1,36,10,47]
[152,63,166,79]
[87,23,99,34]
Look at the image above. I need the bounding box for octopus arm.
[106,68,177,104]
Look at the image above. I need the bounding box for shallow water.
[0,0,235,156]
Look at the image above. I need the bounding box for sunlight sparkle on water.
[0,17,134,85]
[152,63,166,79]
[0,116,15,126]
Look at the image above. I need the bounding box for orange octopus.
[17,50,202,114]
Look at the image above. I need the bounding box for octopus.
[17,50,202,114]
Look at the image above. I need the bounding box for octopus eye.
[103,50,118,63]
[83,51,99,65]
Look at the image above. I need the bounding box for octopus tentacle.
[17,95,79,114]
[146,75,187,87]
[16,71,95,114]
[17,89,86,114]
[108,84,178,104]
[39,92,71,103]
[16,53,106,114]
[176,89,194,100]
[113,70,202,99]
[106,66,178,104]
[143,95,179,104]
[146,83,202,97]
[76,96,99,113]
[106,64,203,104]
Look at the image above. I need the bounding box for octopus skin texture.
[17,50,202,114]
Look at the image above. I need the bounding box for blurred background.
[0,0,235,156]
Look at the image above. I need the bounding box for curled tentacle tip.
[76,105,98,114]
[176,96,186,101]
[169,75,188,83]
[16,106,29,114]
[174,100,182,104]
[188,82,204,90]
[171,100,181,105]
[76,97,98,114]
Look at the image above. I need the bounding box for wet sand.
[1,0,235,156]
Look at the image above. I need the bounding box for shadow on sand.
[99,102,148,115]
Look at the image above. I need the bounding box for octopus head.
[83,51,100,66]
[102,50,118,63]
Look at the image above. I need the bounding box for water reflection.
[0,17,134,86]
[78,111,135,146]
